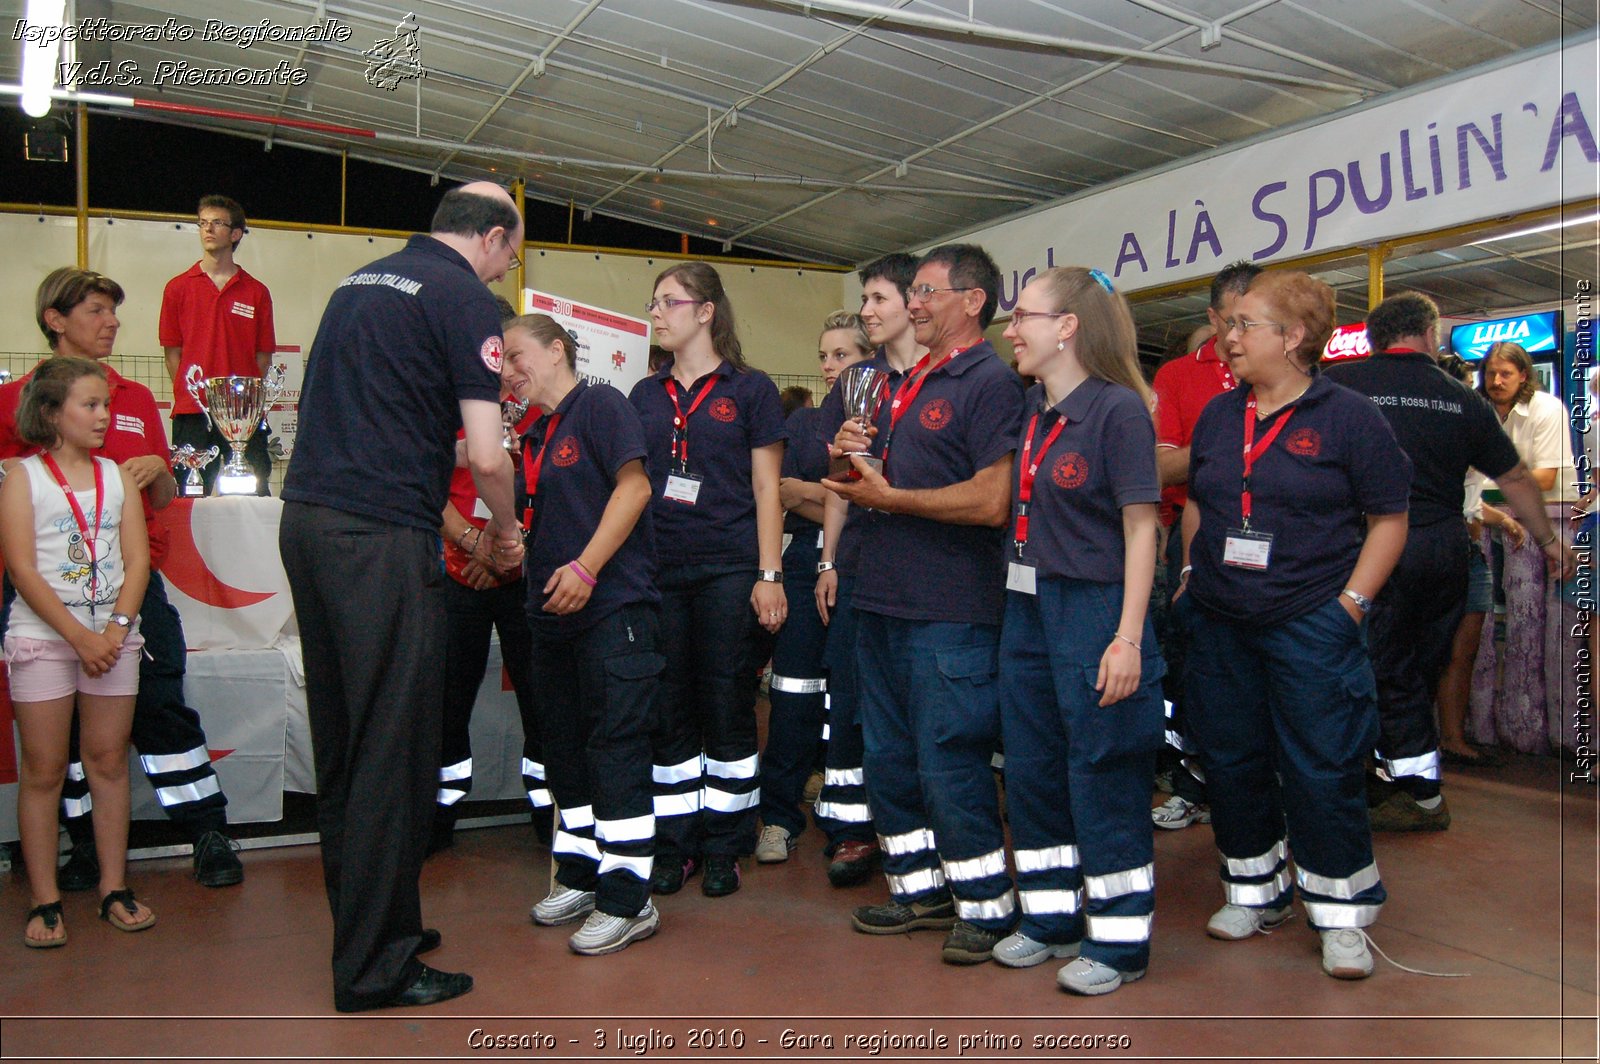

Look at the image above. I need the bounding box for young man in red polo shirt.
[159,195,277,496]
[1149,260,1260,832]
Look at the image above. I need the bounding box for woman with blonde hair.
[993,267,1165,994]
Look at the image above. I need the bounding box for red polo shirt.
[0,362,172,571]
[1152,334,1237,522]
[159,262,277,415]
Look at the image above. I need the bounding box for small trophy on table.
[170,444,220,498]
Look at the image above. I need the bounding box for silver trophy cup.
[501,398,530,450]
[828,364,887,481]
[187,367,285,495]
[170,444,220,498]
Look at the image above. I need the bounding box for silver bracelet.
[1115,633,1141,651]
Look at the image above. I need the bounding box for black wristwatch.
[757,569,783,583]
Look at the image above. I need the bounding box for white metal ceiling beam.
[428,0,605,180]
[758,0,1371,92]
[584,0,914,214]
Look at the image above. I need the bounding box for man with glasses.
[1148,260,1259,833]
[824,244,1024,964]
[160,195,278,496]
[280,182,524,1012]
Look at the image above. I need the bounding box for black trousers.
[3,572,228,841]
[532,604,662,917]
[438,576,540,815]
[172,412,272,497]
[280,502,444,1012]
[1368,518,1468,800]
[650,562,770,859]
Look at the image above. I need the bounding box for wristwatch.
[757,569,783,583]
[108,613,134,629]
[1341,589,1373,614]
[816,561,837,574]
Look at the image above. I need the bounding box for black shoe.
[192,830,244,887]
[851,895,957,934]
[57,838,100,893]
[418,929,441,955]
[336,965,474,1012]
[941,919,1005,965]
[649,855,698,895]
[701,854,741,897]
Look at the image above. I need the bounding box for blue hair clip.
[1088,268,1115,294]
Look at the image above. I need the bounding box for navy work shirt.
[848,340,1025,625]
[1325,349,1521,527]
[628,361,787,568]
[1012,378,1159,584]
[1188,374,1412,626]
[284,235,503,531]
[523,381,658,633]
[782,405,828,540]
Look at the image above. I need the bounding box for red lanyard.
[1014,410,1066,556]
[520,413,563,533]
[880,346,964,470]
[1240,396,1295,530]
[40,452,105,610]
[663,375,718,471]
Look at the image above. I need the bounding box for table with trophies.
[0,373,532,842]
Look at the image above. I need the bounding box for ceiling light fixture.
[1469,212,1600,245]
[20,0,67,118]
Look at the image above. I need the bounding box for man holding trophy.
[280,182,525,1012]
[160,195,278,496]
[823,245,1025,964]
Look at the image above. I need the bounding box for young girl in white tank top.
[0,356,153,947]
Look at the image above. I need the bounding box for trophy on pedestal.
[187,366,285,495]
[170,444,220,498]
[827,364,888,481]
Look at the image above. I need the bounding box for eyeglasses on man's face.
[905,283,977,302]
[500,233,522,270]
[195,219,237,232]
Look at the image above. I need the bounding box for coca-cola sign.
[1323,322,1371,362]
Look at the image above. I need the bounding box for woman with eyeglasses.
[1178,270,1410,981]
[628,262,787,898]
[755,310,872,869]
[991,268,1165,994]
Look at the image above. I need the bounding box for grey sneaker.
[1151,794,1211,830]
[992,932,1081,969]
[1057,956,1145,996]
[569,903,660,956]
[531,883,596,926]
[755,824,796,863]
[941,920,1005,965]
[1320,928,1374,979]
[1206,902,1292,940]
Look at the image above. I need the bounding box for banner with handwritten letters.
[948,39,1598,308]
[522,290,652,396]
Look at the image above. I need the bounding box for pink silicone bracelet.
[569,560,597,588]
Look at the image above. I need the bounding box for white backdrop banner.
[948,38,1598,307]
[523,289,652,395]
[155,497,293,651]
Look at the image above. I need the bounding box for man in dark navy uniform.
[280,182,524,1012]
[1326,292,1572,831]
[825,244,1025,964]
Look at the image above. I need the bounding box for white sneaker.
[1151,794,1211,830]
[569,903,660,956]
[755,824,796,863]
[992,932,1080,969]
[1321,928,1374,979]
[1056,957,1145,996]
[530,884,596,926]
[1206,903,1292,940]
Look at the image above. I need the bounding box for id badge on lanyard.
[664,471,703,505]
[1225,396,1295,571]
[663,376,716,505]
